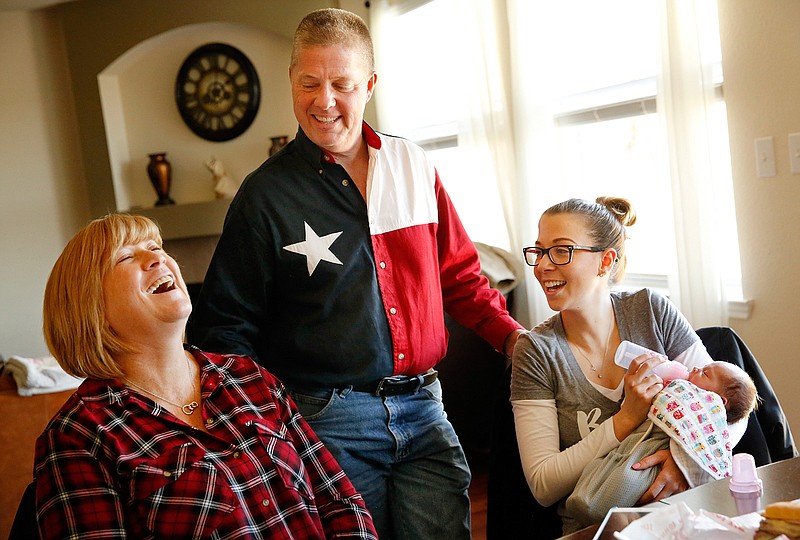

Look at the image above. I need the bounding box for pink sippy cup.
[729,453,762,514]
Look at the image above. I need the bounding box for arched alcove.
[98,21,296,211]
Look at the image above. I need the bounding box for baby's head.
[687,361,758,423]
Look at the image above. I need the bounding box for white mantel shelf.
[134,199,231,240]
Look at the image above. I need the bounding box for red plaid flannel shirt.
[33,347,377,539]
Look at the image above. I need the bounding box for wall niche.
[98,21,297,237]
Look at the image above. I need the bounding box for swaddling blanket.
[561,380,733,534]
[648,379,732,480]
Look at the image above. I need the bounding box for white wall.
[0,10,88,359]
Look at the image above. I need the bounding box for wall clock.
[175,43,261,142]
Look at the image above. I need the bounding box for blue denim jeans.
[287,379,472,540]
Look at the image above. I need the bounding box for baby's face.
[687,362,736,395]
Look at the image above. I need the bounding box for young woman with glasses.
[510,197,721,534]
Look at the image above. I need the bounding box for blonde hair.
[542,197,636,285]
[43,214,163,380]
[290,8,374,72]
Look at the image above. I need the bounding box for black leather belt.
[353,369,438,397]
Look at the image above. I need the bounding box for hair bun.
[596,196,637,227]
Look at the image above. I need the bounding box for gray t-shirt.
[511,288,699,451]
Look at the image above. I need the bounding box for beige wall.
[55,0,333,216]
[0,9,88,359]
[0,0,331,360]
[720,0,800,440]
[0,0,798,440]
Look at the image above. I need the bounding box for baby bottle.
[614,341,687,382]
[614,341,663,369]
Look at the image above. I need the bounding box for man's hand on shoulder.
[503,329,526,359]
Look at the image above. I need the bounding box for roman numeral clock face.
[175,43,261,142]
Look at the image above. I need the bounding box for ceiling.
[0,0,74,10]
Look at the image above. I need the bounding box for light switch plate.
[789,133,800,174]
[755,136,776,178]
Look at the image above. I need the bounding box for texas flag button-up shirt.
[191,124,522,388]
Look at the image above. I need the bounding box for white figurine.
[205,157,238,199]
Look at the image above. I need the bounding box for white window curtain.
[452,0,519,249]
[508,0,731,327]
[657,0,729,327]
[371,0,537,326]
[455,0,544,326]
[371,0,732,329]
[369,0,507,249]
[504,1,569,327]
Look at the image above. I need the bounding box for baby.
[562,361,758,534]
[682,361,758,424]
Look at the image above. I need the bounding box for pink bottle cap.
[650,361,689,383]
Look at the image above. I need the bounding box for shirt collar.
[296,121,382,165]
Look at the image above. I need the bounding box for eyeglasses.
[522,245,605,266]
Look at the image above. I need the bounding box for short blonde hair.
[290,8,374,72]
[43,214,163,380]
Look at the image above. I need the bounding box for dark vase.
[269,136,289,157]
[146,152,175,206]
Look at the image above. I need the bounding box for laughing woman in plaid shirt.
[33,213,377,539]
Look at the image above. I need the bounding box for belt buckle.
[374,375,420,397]
[374,375,402,396]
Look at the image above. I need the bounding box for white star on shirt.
[283,222,343,276]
